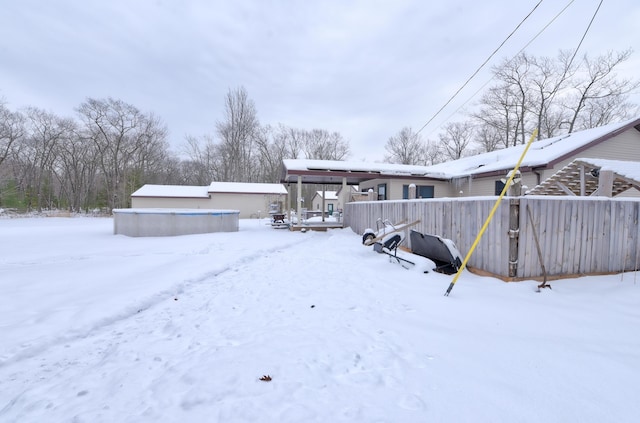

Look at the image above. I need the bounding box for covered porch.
[280,159,381,231]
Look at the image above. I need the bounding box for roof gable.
[313,190,338,200]
[428,117,640,179]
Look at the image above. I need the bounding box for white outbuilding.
[131,182,288,218]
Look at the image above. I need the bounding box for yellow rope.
[444,129,538,296]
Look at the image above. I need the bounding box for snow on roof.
[208,181,288,194]
[284,117,640,181]
[131,185,210,198]
[314,191,338,200]
[576,158,640,182]
[282,159,444,178]
[426,117,640,178]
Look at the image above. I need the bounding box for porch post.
[597,170,614,197]
[322,184,326,222]
[508,170,522,278]
[297,175,302,224]
[341,177,347,223]
[409,183,416,199]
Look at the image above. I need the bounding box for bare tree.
[475,125,502,153]
[181,134,219,185]
[474,49,638,150]
[76,97,169,210]
[215,87,259,182]
[424,139,445,165]
[528,51,575,139]
[0,102,25,168]
[254,124,291,183]
[474,83,521,149]
[54,123,100,211]
[284,126,306,159]
[301,129,350,160]
[21,107,75,210]
[439,121,475,160]
[125,112,170,194]
[578,95,638,129]
[384,127,427,165]
[564,49,640,132]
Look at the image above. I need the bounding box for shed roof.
[314,191,338,200]
[131,185,210,198]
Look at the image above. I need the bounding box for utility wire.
[543,0,604,133]
[564,0,603,79]
[415,0,544,136]
[424,0,577,139]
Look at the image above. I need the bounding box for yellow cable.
[444,129,538,296]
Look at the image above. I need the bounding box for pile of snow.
[1,217,639,422]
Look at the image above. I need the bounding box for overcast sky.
[1,0,639,161]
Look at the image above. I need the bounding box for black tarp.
[409,230,462,275]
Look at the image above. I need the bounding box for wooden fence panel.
[344,198,511,275]
[346,197,640,279]
[516,198,640,278]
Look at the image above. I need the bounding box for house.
[311,190,338,215]
[131,182,288,218]
[280,116,640,201]
[419,116,640,198]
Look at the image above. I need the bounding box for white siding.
[359,178,452,199]
[210,193,286,218]
[131,193,286,218]
[131,197,211,209]
[311,195,338,212]
[578,128,640,161]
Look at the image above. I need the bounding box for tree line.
[2,49,637,212]
[384,49,639,165]
[0,88,349,212]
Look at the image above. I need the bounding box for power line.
[424,0,577,139]
[542,0,604,133]
[565,0,603,74]
[415,0,545,136]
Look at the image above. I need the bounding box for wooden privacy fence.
[344,197,640,280]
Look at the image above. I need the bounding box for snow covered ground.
[1,217,639,422]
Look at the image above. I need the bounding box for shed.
[131,182,288,218]
[208,182,288,218]
[131,185,210,209]
[311,190,338,214]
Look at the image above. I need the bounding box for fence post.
[508,198,520,278]
[508,171,522,278]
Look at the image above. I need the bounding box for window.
[377,184,387,200]
[402,185,434,199]
[495,180,505,195]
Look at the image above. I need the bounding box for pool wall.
[113,208,240,237]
